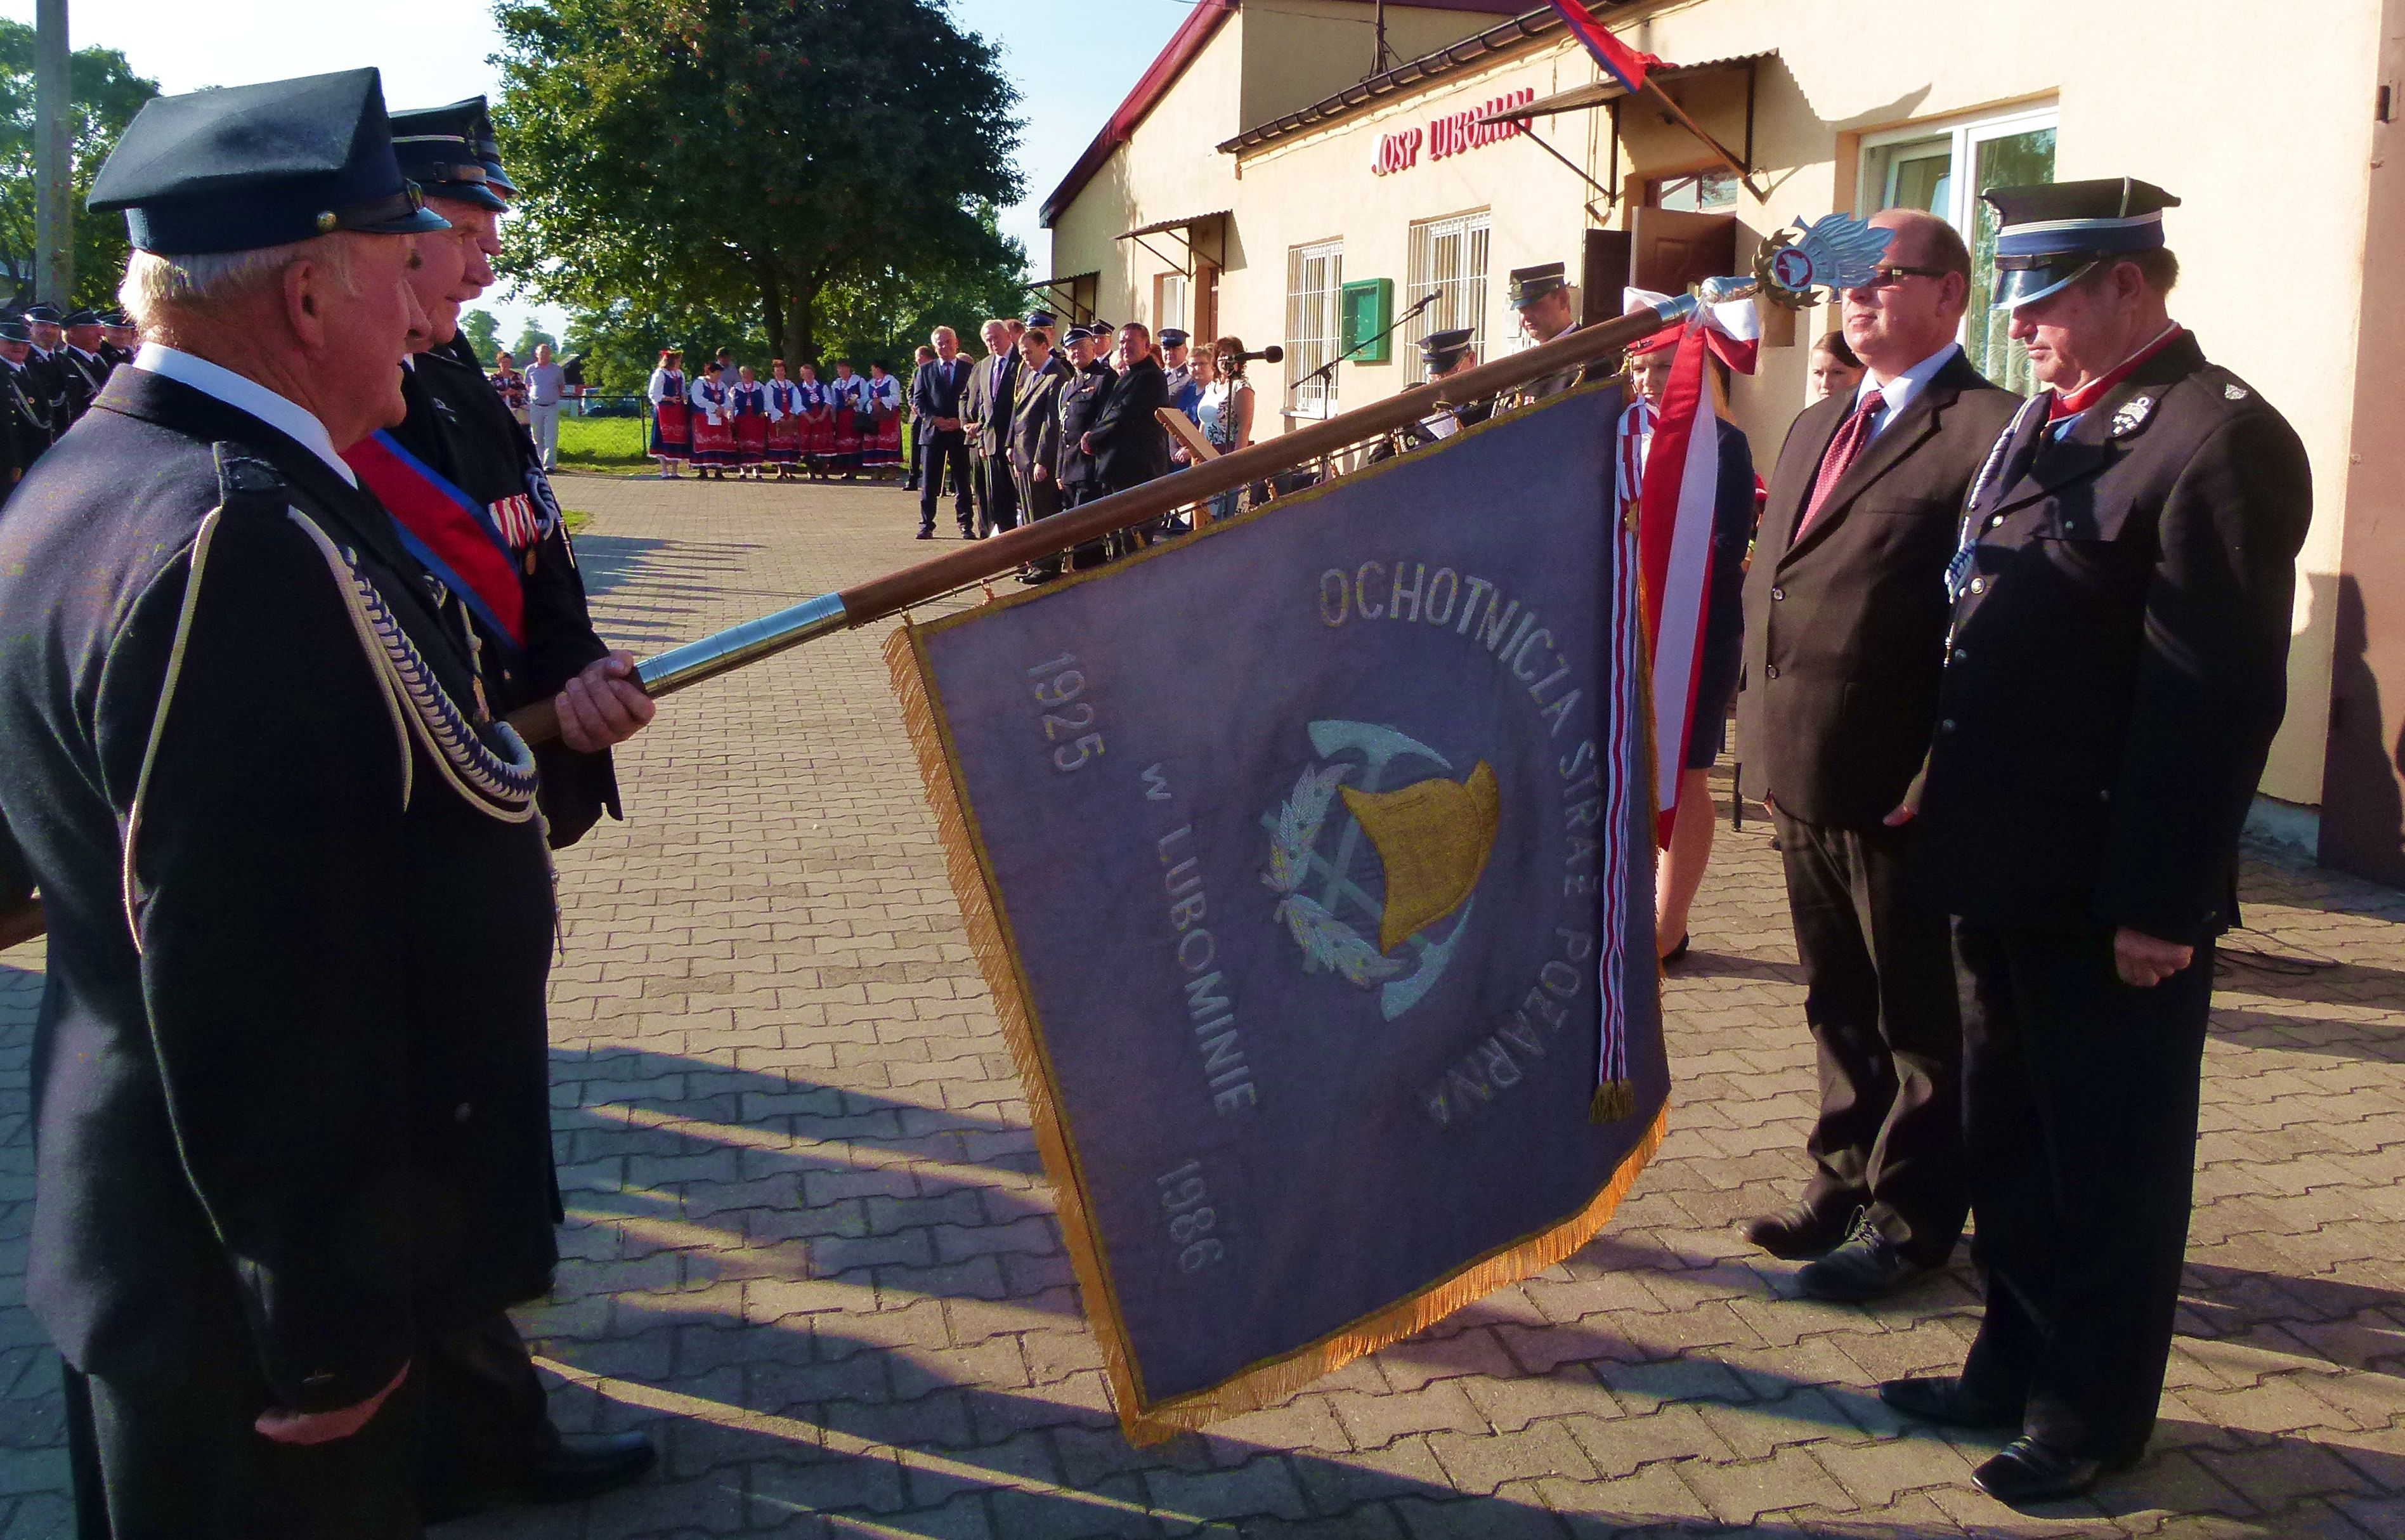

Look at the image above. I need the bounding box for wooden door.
[1581,229,1632,327]
[1627,207,1737,298]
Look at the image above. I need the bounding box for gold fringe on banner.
[884,604,1671,1446]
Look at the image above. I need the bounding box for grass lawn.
[556,414,651,473]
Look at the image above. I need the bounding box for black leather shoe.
[1878,1376,2021,1431]
[424,1432,658,1520]
[915,528,934,540]
[1740,1202,1853,1260]
[1795,1211,1931,1301]
[1973,1435,2127,1506]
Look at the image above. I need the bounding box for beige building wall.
[1050,0,2390,806]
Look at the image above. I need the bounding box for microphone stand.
[1282,294,1440,486]
[1284,292,1441,417]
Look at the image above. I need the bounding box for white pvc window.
[1404,210,1491,384]
[1861,106,2058,391]
[1286,238,1344,418]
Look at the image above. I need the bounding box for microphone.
[1231,344,1285,365]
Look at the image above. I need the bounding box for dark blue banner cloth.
[892,382,1665,1438]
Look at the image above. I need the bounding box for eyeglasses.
[1860,264,1951,288]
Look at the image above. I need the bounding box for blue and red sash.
[343,431,526,654]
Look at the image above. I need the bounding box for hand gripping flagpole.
[0,216,1887,953]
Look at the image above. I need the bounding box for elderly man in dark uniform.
[372,95,658,1516]
[1737,209,2021,1303]
[0,69,566,1534]
[0,313,55,481]
[1053,323,1117,570]
[1881,179,2312,1506]
[56,310,115,424]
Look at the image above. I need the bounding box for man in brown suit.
[1735,209,2022,1300]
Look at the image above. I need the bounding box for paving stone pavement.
[2,474,2401,1537]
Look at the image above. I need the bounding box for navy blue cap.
[1419,326,1475,369]
[1063,325,1097,344]
[23,304,60,324]
[469,104,517,199]
[1984,178,2179,311]
[88,68,449,254]
[390,98,508,213]
[0,318,28,343]
[1158,328,1189,347]
[1024,308,1057,330]
[1508,263,1567,308]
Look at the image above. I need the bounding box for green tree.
[0,22,159,307]
[458,308,502,363]
[511,321,557,359]
[492,0,1024,364]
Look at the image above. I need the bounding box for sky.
[1,0,1193,342]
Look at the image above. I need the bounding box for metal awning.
[1473,53,1770,127]
[1120,209,1229,241]
[1116,211,1230,277]
[1025,273,1099,324]
[1476,53,1771,204]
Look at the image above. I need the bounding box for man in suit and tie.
[909,325,975,539]
[1735,207,2022,1301]
[961,318,1023,537]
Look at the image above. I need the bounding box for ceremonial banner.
[888,382,1665,1442]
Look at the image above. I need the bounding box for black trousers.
[1770,807,1966,1265]
[973,448,1019,536]
[1955,920,2213,1461]
[918,433,973,533]
[416,1312,557,1499]
[65,1348,421,1539]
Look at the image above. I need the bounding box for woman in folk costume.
[861,360,903,475]
[1615,289,1761,964]
[729,364,771,480]
[824,360,865,480]
[647,347,692,477]
[687,358,736,480]
[793,362,833,480]
[764,359,804,480]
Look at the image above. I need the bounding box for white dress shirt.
[131,343,357,487]
[1853,341,1962,438]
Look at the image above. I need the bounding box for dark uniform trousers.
[63,1280,423,1540]
[1921,332,2312,1463]
[1952,922,2212,1461]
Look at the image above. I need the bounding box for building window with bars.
[1404,211,1490,384]
[1285,238,1344,418]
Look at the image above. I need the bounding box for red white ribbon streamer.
[1632,322,1720,846]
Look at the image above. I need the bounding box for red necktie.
[1796,394,1884,538]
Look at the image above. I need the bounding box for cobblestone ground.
[3,474,2402,1537]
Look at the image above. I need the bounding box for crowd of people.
[0,303,142,483]
[642,310,1275,575]
[644,347,904,481]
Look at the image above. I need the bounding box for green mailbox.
[1340,277,1395,363]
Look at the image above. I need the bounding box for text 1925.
[1026,653,1104,773]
